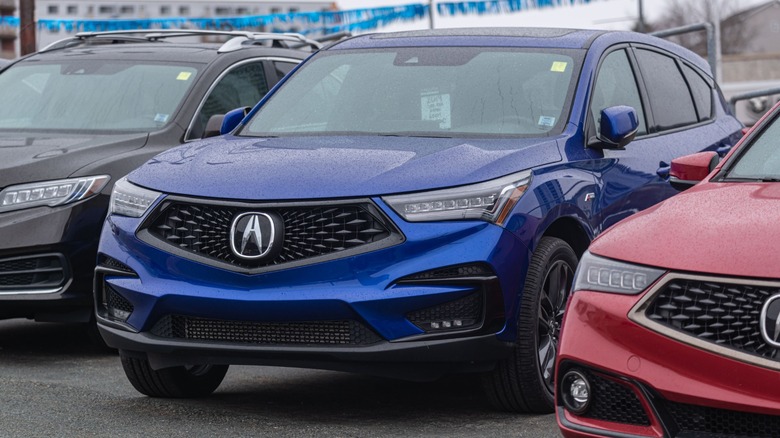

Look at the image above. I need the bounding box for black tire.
[482,236,578,413]
[120,352,228,398]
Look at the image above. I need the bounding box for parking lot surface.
[0,319,561,437]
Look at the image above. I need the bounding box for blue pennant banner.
[437,0,594,16]
[0,1,600,35]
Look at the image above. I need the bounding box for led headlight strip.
[383,170,532,225]
[0,175,110,213]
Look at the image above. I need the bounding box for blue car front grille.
[141,198,401,271]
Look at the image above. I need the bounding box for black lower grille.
[106,287,134,314]
[645,278,779,359]
[581,371,650,426]
[407,292,483,332]
[143,199,399,271]
[151,315,383,346]
[666,400,780,437]
[0,254,67,290]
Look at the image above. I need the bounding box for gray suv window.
[188,61,269,140]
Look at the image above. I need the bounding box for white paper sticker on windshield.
[154,114,170,123]
[421,91,451,129]
[538,116,556,127]
[176,72,192,81]
[550,61,568,73]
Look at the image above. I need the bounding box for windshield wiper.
[720,175,780,182]
[377,132,454,139]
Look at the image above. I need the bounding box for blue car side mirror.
[596,105,639,150]
[220,107,252,135]
[202,107,252,139]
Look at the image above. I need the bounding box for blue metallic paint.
[96,29,744,382]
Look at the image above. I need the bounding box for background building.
[34,0,335,49]
[0,0,14,59]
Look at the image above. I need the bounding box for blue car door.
[586,45,739,233]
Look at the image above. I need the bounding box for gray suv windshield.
[0,61,199,132]
[244,47,579,137]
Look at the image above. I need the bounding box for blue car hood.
[129,135,563,200]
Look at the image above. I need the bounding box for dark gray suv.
[0,30,318,325]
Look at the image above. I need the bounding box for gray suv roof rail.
[41,29,322,53]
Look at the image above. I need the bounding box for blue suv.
[95,28,741,412]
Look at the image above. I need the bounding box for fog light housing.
[561,370,591,415]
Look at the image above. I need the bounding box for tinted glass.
[0,61,198,132]
[244,48,580,137]
[635,49,698,130]
[274,61,297,79]
[590,49,646,136]
[682,64,713,122]
[189,62,269,140]
[726,114,780,179]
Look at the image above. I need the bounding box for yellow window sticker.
[176,72,193,81]
[550,61,568,73]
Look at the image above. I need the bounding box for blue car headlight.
[0,175,110,213]
[109,177,161,218]
[572,251,666,295]
[382,170,532,225]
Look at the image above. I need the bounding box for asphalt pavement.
[0,318,562,437]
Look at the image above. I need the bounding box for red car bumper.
[555,289,780,438]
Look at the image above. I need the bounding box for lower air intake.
[151,315,383,346]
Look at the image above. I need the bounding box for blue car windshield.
[0,60,200,132]
[243,47,580,138]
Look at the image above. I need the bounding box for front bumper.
[99,322,514,380]
[96,202,532,377]
[0,197,108,322]
[556,290,780,438]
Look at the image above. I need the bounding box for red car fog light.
[561,369,592,415]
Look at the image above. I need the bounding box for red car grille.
[645,278,779,360]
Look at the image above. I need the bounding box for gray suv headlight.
[109,177,161,218]
[0,175,110,213]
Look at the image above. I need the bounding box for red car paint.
[556,103,780,437]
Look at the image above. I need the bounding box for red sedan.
[556,103,780,437]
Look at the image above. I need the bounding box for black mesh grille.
[145,201,394,269]
[645,279,779,359]
[0,254,67,290]
[151,315,383,346]
[581,371,650,426]
[666,400,780,437]
[98,255,135,274]
[106,287,134,314]
[404,264,493,281]
[406,292,483,332]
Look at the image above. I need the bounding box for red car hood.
[590,182,780,279]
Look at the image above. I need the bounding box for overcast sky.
[333,0,770,33]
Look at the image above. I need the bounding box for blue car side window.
[591,49,647,136]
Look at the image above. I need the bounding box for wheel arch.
[540,216,592,258]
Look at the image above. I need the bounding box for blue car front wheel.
[120,353,229,398]
[482,236,577,413]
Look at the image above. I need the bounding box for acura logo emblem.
[229,212,281,260]
[760,294,780,348]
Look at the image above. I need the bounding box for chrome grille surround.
[630,273,780,371]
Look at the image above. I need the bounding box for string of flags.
[0,1,596,36]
